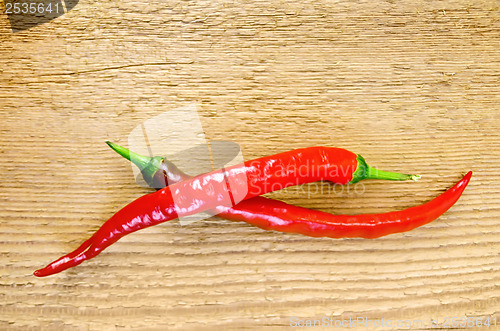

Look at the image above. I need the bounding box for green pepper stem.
[349,154,421,183]
[105,141,163,183]
[105,141,150,168]
[366,166,421,181]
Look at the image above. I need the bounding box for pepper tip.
[33,269,44,277]
[464,171,473,181]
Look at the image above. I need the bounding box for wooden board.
[1,0,499,329]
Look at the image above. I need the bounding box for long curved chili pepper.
[214,172,471,239]
[107,143,472,239]
[36,145,418,277]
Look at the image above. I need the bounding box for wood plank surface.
[1,0,499,329]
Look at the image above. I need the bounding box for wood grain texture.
[1,0,499,329]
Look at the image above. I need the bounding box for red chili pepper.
[33,145,429,277]
[215,172,471,239]
[105,142,421,189]
[108,143,472,239]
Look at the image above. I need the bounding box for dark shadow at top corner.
[6,0,79,32]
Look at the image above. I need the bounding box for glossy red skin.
[146,161,473,238]
[215,172,471,238]
[34,147,358,277]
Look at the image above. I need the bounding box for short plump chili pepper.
[34,146,423,277]
[105,142,421,189]
[107,142,472,239]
